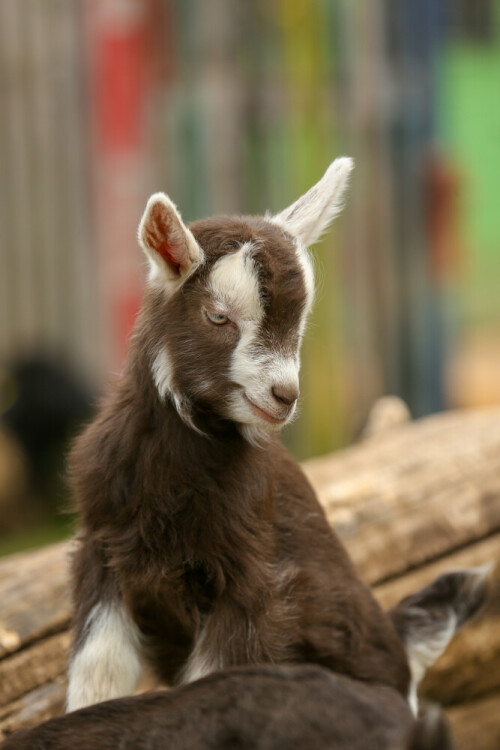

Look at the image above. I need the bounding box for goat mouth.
[243,394,288,424]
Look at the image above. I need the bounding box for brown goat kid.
[67,158,484,713]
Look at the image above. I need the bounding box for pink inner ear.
[143,201,186,276]
[158,240,181,274]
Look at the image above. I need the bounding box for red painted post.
[84,0,152,375]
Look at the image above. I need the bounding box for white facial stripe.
[67,602,143,712]
[208,244,263,323]
[296,241,315,321]
[230,320,264,388]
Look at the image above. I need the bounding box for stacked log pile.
[0,405,499,747]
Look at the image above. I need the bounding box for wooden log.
[0,632,70,708]
[447,691,500,750]
[360,395,411,438]
[0,407,499,740]
[303,407,500,583]
[0,681,66,737]
[0,541,70,659]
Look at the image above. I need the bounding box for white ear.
[138,193,204,284]
[389,567,490,712]
[272,157,354,247]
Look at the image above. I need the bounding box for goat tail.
[405,705,456,750]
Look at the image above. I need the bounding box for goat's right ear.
[272,157,354,247]
[138,193,204,285]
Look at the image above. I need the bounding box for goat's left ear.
[138,193,204,285]
[272,157,354,247]
[389,567,490,693]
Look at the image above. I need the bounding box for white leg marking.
[180,628,222,684]
[67,602,143,712]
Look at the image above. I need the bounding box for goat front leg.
[67,538,145,712]
[67,598,144,711]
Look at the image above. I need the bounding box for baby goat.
[66,158,441,710]
[8,569,487,749]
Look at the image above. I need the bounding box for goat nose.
[271,384,299,407]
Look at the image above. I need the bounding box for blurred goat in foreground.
[0,666,455,750]
[2,567,488,749]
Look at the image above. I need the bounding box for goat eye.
[206,311,229,326]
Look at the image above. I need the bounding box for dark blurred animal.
[1,666,454,750]
[3,530,487,748]
[0,357,92,531]
[1,357,92,494]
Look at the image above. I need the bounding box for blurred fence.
[0,0,98,382]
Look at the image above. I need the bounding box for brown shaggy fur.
[69,214,410,699]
